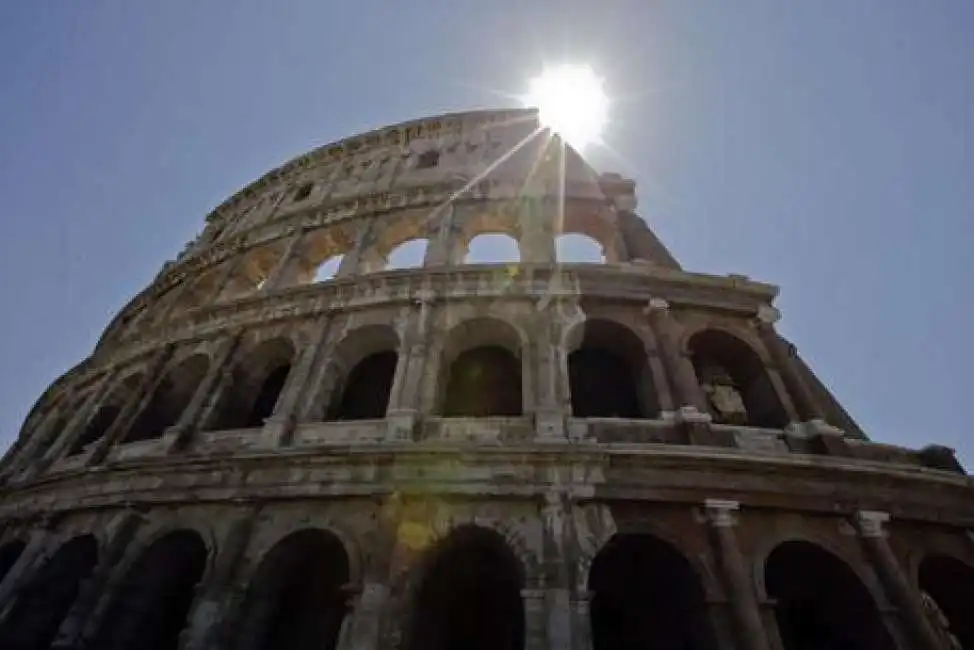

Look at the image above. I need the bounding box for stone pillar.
[167,332,244,453]
[259,229,305,293]
[643,299,708,413]
[853,511,944,650]
[386,289,435,441]
[335,581,390,650]
[210,254,243,303]
[179,507,259,650]
[0,518,58,610]
[523,588,548,650]
[533,303,569,440]
[570,591,592,650]
[51,510,145,650]
[269,312,333,444]
[520,197,556,264]
[703,500,771,650]
[753,306,828,426]
[2,407,67,481]
[34,374,115,472]
[87,344,176,466]
[422,204,456,267]
[541,492,573,650]
[337,220,375,277]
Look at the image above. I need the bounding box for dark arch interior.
[0,540,26,583]
[245,363,291,427]
[918,554,974,649]
[442,346,522,416]
[589,533,717,650]
[689,330,788,428]
[766,541,893,650]
[0,534,98,650]
[92,530,207,650]
[328,350,398,420]
[127,356,210,441]
[70,404,121,454]
[568,320,655,418]
[407,525,524,650]
[233,529,350,650]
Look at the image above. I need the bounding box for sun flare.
[523,64,609,150]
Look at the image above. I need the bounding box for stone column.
[753,306,828,426]
[179,507,259,650]
[2,407,68,481]
[0,518,58,610]
[854,511,944,650]
[259,229,305,293]
[643,299,707,413]
[335,581,390,650]
[386,289,435,441]
[703,500,771,650]
[541,492,573,650]
[520,197,556,264]
[167,331,244,453]
[87,344,176,466]
[269,312,334,444]
[522,588,548,650]
[51,510,145,650]
[570,591,592,650]
[422,204,456,267]
[337,220,375,277]
[533,303,569,440]
[35,374,115,471]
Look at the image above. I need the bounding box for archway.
[91,530,208,650]
[207,339,294,431]
[918,554,974,649]
[328,351,398,420]
[589,533,717,650]
[765,541,893,650]
[0,539,26,584]
[70,374,143,455]
[232,529,350,650]
[556,233,605,263]
[0,534,98,650]
[386,238,429,270]
[126,355,210,441]
[465,233,521,264]
[443,347,522,416]
[407,525,524,650]
[688,330,788,428]
[567,319,656,418]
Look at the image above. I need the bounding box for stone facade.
[0,108,971,650]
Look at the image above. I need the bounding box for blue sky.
[1,2,971,464]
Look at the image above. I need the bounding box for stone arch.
[206,337,296,430]
[687,328,788,428]
[220,240,288,299]
[319,324,401,421]
[125,353,210,442]
[464,232,521,264]
[565,318,659,418]
[232,528,351,650]
[90,529,208,650]
[403,524,526,650]
[0,534,99,650]
[0,539,26,584]
[69,372,144,455]
[557,209,618,262]
[917,553,974,650]
[436,317,525,416]
[556,232,606,263]
[589,531,718,650]
[292,227,356,284]
[372,212,434,271]
[386,238,430,270]
[763,540,894,650]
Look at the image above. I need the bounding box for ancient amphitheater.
[0,108,971,650]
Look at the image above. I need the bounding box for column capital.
[704,499,741,527]
[855,510,891,538]
[756,304,781,325]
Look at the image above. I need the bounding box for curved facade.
[0,108,971,650]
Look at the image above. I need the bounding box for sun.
[523,64,609,150]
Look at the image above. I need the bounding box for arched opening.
[407,525,524,650]
[232,529,350,650]
[439,319,523,417]
[589,533,717,650]
[567,319,657,418]
[70,374,143,455]
[0,540,26,584]
[207,339,294,431]
[313,255,343,282]
[465,233,520,264]
[0,535,98,650]
[766,541,893,650]
[688,330,788,428]
[918,554,974,649]
[556,233,605,263]
[126,354,210,441]
[328,351,398,420]
[91,530,207,650]
[443,347,522,416]
[386,238,429,270]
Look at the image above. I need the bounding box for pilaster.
[385,288,435,441]
[269,312,333,444]
[259,228,305,293]
[644,298,708,413]
[35,374,115,472]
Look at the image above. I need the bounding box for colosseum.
[0,108,970,650]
